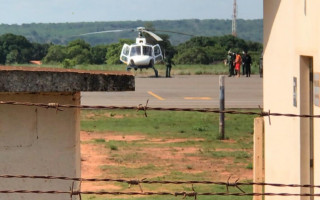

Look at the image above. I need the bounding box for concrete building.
[264,0,320,199]
[0,66,134,200]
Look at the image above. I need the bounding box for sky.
[0,0,263,25]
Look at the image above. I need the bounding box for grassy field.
[19,62,261,77]
[80,109,257,200]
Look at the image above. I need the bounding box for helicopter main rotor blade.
[154,29,196,37]
[142,30,163,41]
[76,29,134,36]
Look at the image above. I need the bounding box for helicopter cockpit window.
[154,46,161,56]
[122,46,130,56]
[130,46,141,56]
[143,46,152,56]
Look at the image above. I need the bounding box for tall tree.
[42,45,67,63]
[91,45,108,64]
[0,33,33,64]
[66,39,92,64]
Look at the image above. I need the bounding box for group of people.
[227,50,252,77]
[164,50,253,78]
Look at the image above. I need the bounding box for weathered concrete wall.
[0,92,81,200]
[0,67,134,200]
[0,66,135,92]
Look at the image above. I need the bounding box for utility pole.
[232,0,237,37]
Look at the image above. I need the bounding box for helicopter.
[77,27,195,77]
[78,27,165,77]
[119,27,163,77]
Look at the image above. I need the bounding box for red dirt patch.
[81,131,146,142]
[80,131,253,192]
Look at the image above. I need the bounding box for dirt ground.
[80,131,253,192]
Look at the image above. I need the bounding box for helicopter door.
[153,44,163,63]
[120,44,130,64]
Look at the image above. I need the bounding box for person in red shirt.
[234,53,242,77]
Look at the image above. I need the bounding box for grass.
[93,138,106,143]
[82,183,253,200]
[81,109,254,143]
[81,109,257,200]
[108,142,119,151]
[100,164,159,178]
[17,62,261,76]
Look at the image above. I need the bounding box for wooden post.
[253,117,264,200]
[219,75,225,139]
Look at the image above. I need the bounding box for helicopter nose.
[132,56,151,65]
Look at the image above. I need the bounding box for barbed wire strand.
[0,190,320,197]
[1,175,320,189]
[70,181,82,200]
[0,100,320,119]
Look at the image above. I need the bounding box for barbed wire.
[0,100,320,119]
[0,176,319,198]
[1,175,320,189]
[1,176,318,199]
[1,190,320,198]
[74,191,320,197]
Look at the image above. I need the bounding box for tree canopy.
[173,35,262,64]
[0,33,49,64]
[0,19,263,46]
[0,32,263,66]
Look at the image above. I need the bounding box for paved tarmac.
[81,75,263,109]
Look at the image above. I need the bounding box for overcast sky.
[0,0,263,25]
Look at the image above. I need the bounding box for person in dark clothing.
[165,56,175,77]
[243,51,252,77]
[242,52,246,76]
[227,50,235,77]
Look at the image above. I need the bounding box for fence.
[1,100,319,118]
[0,100,319,199]
[0,175,320,199]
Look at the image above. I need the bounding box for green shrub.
[62,58,76,69]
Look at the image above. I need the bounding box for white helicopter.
[78,27,164,77]
[119,27,163,77]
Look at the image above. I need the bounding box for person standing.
[242,51,246,76]
[165,56,175,78]
[227,50,235,77]
[234,52,242,77]
[243,51,252,77]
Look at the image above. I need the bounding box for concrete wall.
[0,92,80,200]
[264,0,320,199]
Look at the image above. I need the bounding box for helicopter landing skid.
[152,67,158,77]
[126,66,158,77]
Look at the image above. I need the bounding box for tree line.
[0,33,263,66]
[0,19,263,46]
